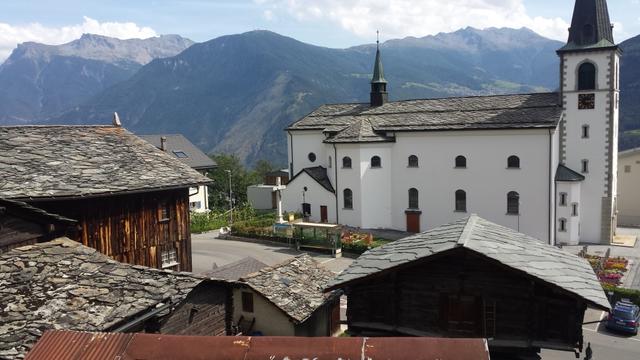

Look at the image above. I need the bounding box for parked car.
[605,300,639,335]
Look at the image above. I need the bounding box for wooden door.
[320,206,328,223]
[406,212,420,233]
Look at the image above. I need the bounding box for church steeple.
[559,0,616,52]
[370,31,388,107]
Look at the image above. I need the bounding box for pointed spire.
[560,0,616,52]
[112,112,122,127]
[370,30,388,107]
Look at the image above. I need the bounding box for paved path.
[191,231,353,274]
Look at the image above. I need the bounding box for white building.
[139,134,217,212]
[282,0,620,245]
[618,147,640,226]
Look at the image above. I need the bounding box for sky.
[1,0,639,61]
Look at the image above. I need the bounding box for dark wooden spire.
[559,0,616,52]
[370,31,388,107]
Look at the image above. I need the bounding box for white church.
[281,0,620,245]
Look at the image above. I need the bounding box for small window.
[582,125,590,139]
[242,292,254,313]
[371,156,381,168]
[161,247,178,268]
[308,152,316,162]
[190,201,202,210]
[455,156,467,168]
[578,62,596,91]
[328,156,332,168]
[342,156,352,169]
[559,192,568,206]
[507,156,520,169]
[581,159,589,174]
[408,188,419,209]
[507,191,519,215]
[625,165,631,173]
[559,218,567,232]
[572,203,579,217]
[173,150,188,158]
[343,188,353,209]
[455,190,466,212]
[408,155,419,168]
[158,202,171,222]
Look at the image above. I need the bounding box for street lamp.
[225,170,233,224]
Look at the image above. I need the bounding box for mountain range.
[0,34,193,123]
[0,28,638,165]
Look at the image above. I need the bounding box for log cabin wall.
[346,248,585,351]
[30,188,192,272]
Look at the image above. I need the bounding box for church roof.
[371,46,386,84]
[555,164,586,182]
[288,93,562,141]
[559,0,616,52]
[327,215,610,311]
[324,118,394,144]
[289,166,335,193]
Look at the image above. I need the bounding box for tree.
[208,154,255,209]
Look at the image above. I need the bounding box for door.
[406,211,420,233]
[320,206,328,223]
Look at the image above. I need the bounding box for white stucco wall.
[247,185,276,210]
[281,171,336,223]
[335,145,363,227]
[562,49,619,243]
[359,144,393,229]
[618,151,640,226]
[189,185,209,213]
[288,131,328,177]
[233,288,294,336]
[556,182,582,245]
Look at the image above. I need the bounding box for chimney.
[112,112,122,127]
[160,136,167,151]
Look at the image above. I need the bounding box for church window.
[455,190,467,212]
[408,188,419,209]
[343,188,353,209]
[308,152,316,162]
[572,203,579,217]
[582,125,590,139]
[559,218,567,232]
[560,192,568,206]
[408,155,419,168]
[507,156,520,169]
[507,191,520,215]
[578,62,596,91]
[581,159,589,173]
[371,156,381,168]
[342,156,352,169]
[455,156,467,168]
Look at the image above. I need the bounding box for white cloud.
[255,0,569,41]
[0,16,157,61]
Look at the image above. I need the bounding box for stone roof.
[138,134,217,170]
[203,257,268,281]
[0,238,205,359]
[328,215,610,311]
[289,167,335,193]
[324,118,394,144]
[559,0,615,52]
[240,255,341,323]
[0,126,212,200]
[556,164,586,182]
[288,93,562,142]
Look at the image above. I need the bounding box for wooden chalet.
[326,215,610,359]
[0,122,212,271]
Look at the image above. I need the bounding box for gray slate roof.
[240,255,340,323]
[0,126,212,200]
[290,167,335,193]
[328,215,610,311]
[288,93,561,143]
[556,164,586,182]
[325,118,393,143]
[0,238,205,359]
[203,257,268,281]
[559,0,615,52]
[138,134,217,170]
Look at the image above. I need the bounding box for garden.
[581,249,640,306]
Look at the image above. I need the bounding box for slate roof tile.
[138,134,217,170]
[203,257,268,281]
[289,167,335,193]
[556,164,586,182]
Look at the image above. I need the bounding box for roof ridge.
[457,215,478,247]
[309,103,560,118]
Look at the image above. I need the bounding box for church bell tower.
[558,0,620,243]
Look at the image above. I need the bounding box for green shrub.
[602,285,640,306]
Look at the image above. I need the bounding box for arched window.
[371,156,381,168]
[342,156,352,169]
[578,62,596,91]
[507,191,520,215]
[455,190,466,212]
[408,188,419,209]
[343,188,353,209]
[308,152,316,162]
[408,155,419,168]
[455,155,467,168]
[559,218,567,232]
[507,155,520,169]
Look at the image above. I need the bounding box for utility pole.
[225,170,233,224]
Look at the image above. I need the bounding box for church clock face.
[578,93,595,110]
